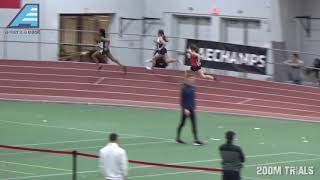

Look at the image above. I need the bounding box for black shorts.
[191,66,201,72]
[158,48,167,55]
[223,170,240,180]
[100,49,110,55]
[155,58,168,68]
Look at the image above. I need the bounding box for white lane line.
[292,152,320,157]
[98,140,172,148]
[1,152,297,168]
[4,169,270,180]
[2,151,311,173]
[4,59,320,91]
[0,119,172,141]
[1,71,320,103]
[10,136,138,147]
[0,169,35,175]
[3,171,96,180]
[3,170,202,180]
[246,157,320,167]
[0,95,319,122]
[1,85,320,114]
[0,152,300,180]
[237,98,254,105]
[11,139,110,147]
[0,141,172,157]
[1,63,319,95]
[0,161,70,172]
[129,152,296,170]
[200,171,270,180]
[128,170,203,179]
[1,78,319,109]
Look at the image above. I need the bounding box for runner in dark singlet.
[146,29,179,70]
[91,29,127,73]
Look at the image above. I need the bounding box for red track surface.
[0,59,319,122]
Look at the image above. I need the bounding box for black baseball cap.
[226,131,236,141]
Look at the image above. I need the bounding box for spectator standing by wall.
[284,53,304,85]
[313,58,320,86]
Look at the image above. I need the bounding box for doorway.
[221,18,264,47]
[174,15,211,54]
[59,14,111,61]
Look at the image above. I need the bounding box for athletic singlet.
[157,37,165,50]
[97,36,108,50]
[190,54,200,67]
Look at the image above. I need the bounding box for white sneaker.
[146,66,152,70]
[193,140,204,146]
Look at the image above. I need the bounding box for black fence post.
[72,151,77,180]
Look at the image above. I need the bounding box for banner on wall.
[0,0,20,9]
[185,39,267,75]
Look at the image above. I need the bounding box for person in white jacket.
[99,133,128,180]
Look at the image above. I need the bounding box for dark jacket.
[219,143,245,172]
[180,83,195,110]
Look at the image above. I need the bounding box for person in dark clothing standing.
[219,131,245,180]
[176,73,204,146]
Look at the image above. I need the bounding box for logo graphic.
[7,4,39,28]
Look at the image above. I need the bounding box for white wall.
[270,0,320,67]
[143,0,274,75]
[269,0,301,81]
[0,8,20,59]
[278,0,301,51]
[145,0,273,79]
[0,0,146,65]
[3,0,305,75]
[299,0,320,66]
[145,0,271,19]
[144,0,272,45]
[269,0,320,84]
[1,0,319,82]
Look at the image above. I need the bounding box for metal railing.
[1,27,319,87]
[2,26,320,56]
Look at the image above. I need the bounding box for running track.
[0,60,319,122]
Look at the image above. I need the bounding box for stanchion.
[72,150,77,180]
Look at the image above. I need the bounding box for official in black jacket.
[176,73,204,146]
[219,131,245,180]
